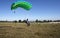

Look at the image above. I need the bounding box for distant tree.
[39,20,42,22]
[23,20,26,23]
[14,20,17,23]
[43,20,47,22]
[47,20,52,22]
[49,20,52,22]
[36,19,38,22]
[55,20,60,22]
[47,20,49,22]
[19,20,21,22]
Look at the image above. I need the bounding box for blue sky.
[0,0,60,21]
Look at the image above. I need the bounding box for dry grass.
[0,22,60,38]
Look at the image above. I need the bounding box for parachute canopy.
[11,1,32,10]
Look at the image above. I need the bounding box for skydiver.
[26,19,30,26]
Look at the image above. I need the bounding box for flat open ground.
[0,22,60,38]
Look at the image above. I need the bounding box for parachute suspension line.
[14,10,16,13]
[12,10,16,13]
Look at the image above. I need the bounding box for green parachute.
[11,1,32,10]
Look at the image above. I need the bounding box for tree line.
[35,19,60,22]
[0,19,60,23]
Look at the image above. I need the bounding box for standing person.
[26,19,30,26]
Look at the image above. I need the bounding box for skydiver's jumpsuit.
[26,19,30,26]
[27,21,30,26]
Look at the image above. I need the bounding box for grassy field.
[0,22,60,38]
